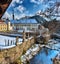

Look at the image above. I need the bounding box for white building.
[14,23,39,30]
[11,19,40,31]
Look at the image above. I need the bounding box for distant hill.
[15,15,47,24]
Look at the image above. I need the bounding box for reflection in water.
[30,47,59,64]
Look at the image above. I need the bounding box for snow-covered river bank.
[21,44,40,64]
[20,39,60,64]
[30,48,59,64]
[30,39,60,64]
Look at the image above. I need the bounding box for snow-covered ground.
[0,35,16,46]
[0,35,33,49]
[0,35,23,49]
[21,44,40,63]
[47,39,60,51]
[18,29,34,33]
[8,34,22,37]
[0,45,16,49]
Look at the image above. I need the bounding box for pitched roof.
[30,15,46,23]
[10,18,37,24]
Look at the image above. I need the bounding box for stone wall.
[0,37,35,64]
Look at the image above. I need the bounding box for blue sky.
[2,0,59,20]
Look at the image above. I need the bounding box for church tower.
[7,20,11,31]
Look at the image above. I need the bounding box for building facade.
[0,20,7,31]
[13,23,40,30]
[0,23,7,31]
[0,20,12,31]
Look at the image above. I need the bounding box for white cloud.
[30,0,44,4]
[12,0,24,3]
[15,13,25,19]
[16,5,26,13]
[11,0,24,7]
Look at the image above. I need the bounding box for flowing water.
[30,39,60,64]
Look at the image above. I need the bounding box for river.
[30,39,60,64]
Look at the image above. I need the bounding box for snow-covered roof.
[10,18,37,24]
[0,35,23,49]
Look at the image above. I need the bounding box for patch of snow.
[25,50,32,55]
[18,30,23,32]
[18,29,34,33]
[18,38,23,45]
[0,45,16,49]
[29,36,33,39]
[0,35,23,49]
[21,55,27,62]
[31,47,39,52]
[10,34,22,37]
[0,35,16,46]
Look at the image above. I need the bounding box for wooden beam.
[0,0,12,19]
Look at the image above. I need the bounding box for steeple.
[12,9,14,20]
